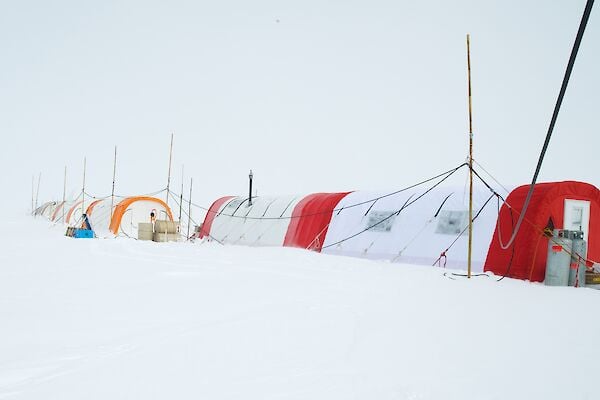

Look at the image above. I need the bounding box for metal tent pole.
[35,172,41,213]
[179,164,184,225]
[110,146,117,222]
[166,133,174,206]
[82,157,87,218]
[62,165,67,223]
[466,34,474,279]
[187,177,193,240]
[31,175,34,215]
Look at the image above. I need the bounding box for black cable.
[444,271,490,280]
[431,192,497,266]
[321,166,463,250]
[75,164,467,229]
[83,188,166,201]
[499,0,594,250]
[470,166,500,199]
[495,195,516,282]
[261,198,278,218]
[363,198,379,216]
[168,192,224,244]
[173,163,468,222]
[434,193,453,218]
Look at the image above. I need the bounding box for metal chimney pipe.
[248,170,253,206]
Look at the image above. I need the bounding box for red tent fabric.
[199,196,235,239]
[484,181,600,282]
[283,192,350,251]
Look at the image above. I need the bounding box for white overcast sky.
[1,0,598,214]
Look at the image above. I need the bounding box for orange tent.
[109,196,173,235]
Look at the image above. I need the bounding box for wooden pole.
[110,146,117,222]
[31,175,34,215]
[187,177,193,240]
[35,172,41,212]
[62,165,67,222]
[166,133,174,206]
[82,157,87,218]
[179,164,184,224]
[467,34,474,279]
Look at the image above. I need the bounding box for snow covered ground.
[1,215,599,400]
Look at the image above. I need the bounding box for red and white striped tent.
[200,178,502,270]
[201,179,600,277]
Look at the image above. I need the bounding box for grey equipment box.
[153,232,179,243]
[138,223,154,241]
[154,220,179,234]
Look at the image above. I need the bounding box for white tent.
[321,186,501,270]
[34,201,57,219]
[207,195,303,246]
[200,166,509,271]
[108,196,174,238]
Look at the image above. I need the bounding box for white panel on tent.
[321,184,501,271]
[564,199,590,243]
[209,195,302,246]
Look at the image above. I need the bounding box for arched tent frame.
[109,196,174,235]
[201,195,304,246]
[86,199,104,216]
[65,200,85,226]
[36,201,57,218]
[50,201,67,222]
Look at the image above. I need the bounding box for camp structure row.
[33,178,600,284]
[199,181,600,283]
[33,196,174,238]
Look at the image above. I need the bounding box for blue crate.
[73,229,94,239]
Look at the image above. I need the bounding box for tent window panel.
[225,199,244,209]
[366,211,396,232]
[223,198,246,215]
[435,210,468,235]
[572,207,583,226]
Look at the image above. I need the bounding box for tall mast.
[35,172,41,212]
[179,164,184,224]
[466,34,474,279]
[166,133,174,206]
[62,165,67,222]
[110,146,117,222]
[187,177,193,240]
[82,157,87,216]
[31,175,34,215]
